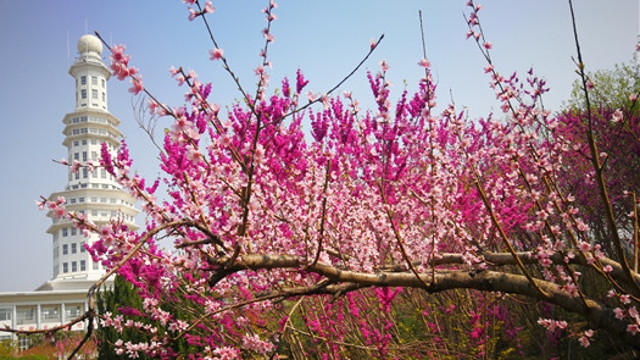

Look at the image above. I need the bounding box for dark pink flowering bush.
[29,0,640,358]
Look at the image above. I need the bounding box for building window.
[80,260,86,271]
[92,89,98,99]
[0,308,11,321]
[82,139,87,145]
[62,244,68,255]
[41,306,60,322]
[81,89,87,99]
[82,151,87,161]
[16,308,34,325]
[73,140,79,147]
[62,228,68,237]
[70,198,76,204]
[71,227,77,236]
[18,336,31,351]
[82,167,88,179]
[102,92,106,102]
[71,243,77,254]
[80,241,86,252]
[74,172,79,180]
[72,261,77,272]
[101,169,106,179]
[66,305,82,318]
[101,78,105,88]
[81,76,86,85]
[63,262,68,273]
[93,262,99,270]
[91,76,97,85]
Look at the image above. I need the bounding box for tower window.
[92,89,98,99]
[73,140,79,147]
[80,260,86,271]
[71,227,77,236]
[63,263,68,273]
[71,243,77,254]
[91,76,97,85]
[82,139,87,145]
[102,92,106,102]
[81,76,86,85]
[71,261,77,272]
[81,89,87,99]
[62,244,68,254]
[62,228,68,237]
[82,151,87,162]
[101,78,105,88]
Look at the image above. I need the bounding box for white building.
[0,34,138,347]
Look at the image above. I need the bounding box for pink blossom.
[380,60,389,72]
[610,109,623,123]
[418,58,431,68]
[204,1,215,14]
[212,346,240,360]
[628,324,640,335]
[262,28,274,42]
[483,42,493,49]
[209,48,224,61]
[614,307,626,320]
[128,77,144,95]
[578,335,590,347]
[188,8,198,21]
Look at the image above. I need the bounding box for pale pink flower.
[128,77,144,95]
[204,1,215,14]
[418,58,431,68]
[483,42,493,49]
[610,109,623,123]
[380,60,389,72]
[614,307,625,319]
[209,48,224,61]
[603,265,613,273]
[306,91,316,102]
[578,336,590,347]
[188,8,198,21]
[628,324,640,335]
[621,294,632,304]
[630,93,638,102]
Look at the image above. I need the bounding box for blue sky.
[0,1,637,291]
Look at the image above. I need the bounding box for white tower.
[38,35,139,291]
